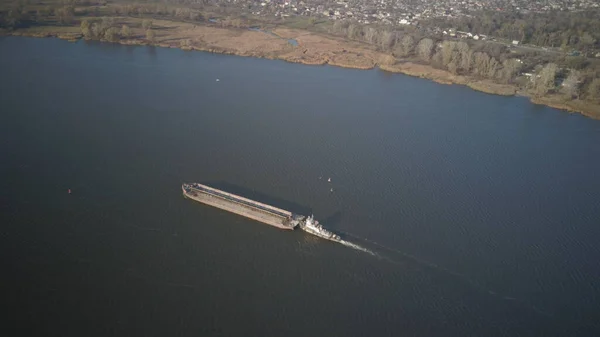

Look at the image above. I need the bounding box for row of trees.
[0,3,75,28]
[80,18,155,42]
[432,10,600,53]
[331,21,523,84]
[329,19,600,102]
[109,3,205,22]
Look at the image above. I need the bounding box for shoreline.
[3,26,599,120]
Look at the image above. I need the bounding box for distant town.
[244,0,599,26]
[213,0,600,56]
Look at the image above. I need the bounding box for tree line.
[330,20,600,102]
[79,17,156,42]
[430,10,600,53]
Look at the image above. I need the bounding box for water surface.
[1,36,600,337]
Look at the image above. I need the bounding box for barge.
[182,183,299,230]
[182,183,341,243]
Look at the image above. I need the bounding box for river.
[1,36,600,337]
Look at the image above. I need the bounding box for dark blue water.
[1,36,600,337]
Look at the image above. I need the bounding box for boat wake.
[336,229,553,317]
[338,239,376,256]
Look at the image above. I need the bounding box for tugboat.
[299,215,342,243]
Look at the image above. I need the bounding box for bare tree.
[91,23,102,38]
[180,39,191,48]
[332,20,346,35]
[472,52,500,78]
[398,35,415,57]
[561,69,582,99]
[587,78,600,102]
[142,19,153,30]
[379,30,395,51]
[416,38,434,62]
[456,41,471,73]
[100,17,115,31]
[80,20,92,38]
[534,63,558,96]
[499,58,522,84]
[347,24,360,40]
[364,27,378,44]
[486,57,500,79]
[55,5,74,25]
[441,40,457,67]
[121,25,131,38]
[104,27,120,42]
[146,29,155,42]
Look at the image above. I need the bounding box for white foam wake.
[339,240,376,256]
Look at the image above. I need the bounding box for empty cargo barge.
[182,183,300,230]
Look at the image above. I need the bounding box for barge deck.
[182,183,297,230]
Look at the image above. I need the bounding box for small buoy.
[68,189,71,194]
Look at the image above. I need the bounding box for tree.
[331,20,347,35]
[100,17,115,30]
[55,6,74,25]
[4,9,21,29]
[586,78,600,103]
[121,25,131,38]
[499,58,522,84]
[146,29,155,42]
[104,27,120,42]
[472,52,500,79]
[534,63,558,96]
[398,35,415,57]
[416,38,434,62]
[486,57,500,79]
[180,39,191,48]
[379,30,395,51]
[561,69,582,99]
[364,27,378,44]
[441,40,457,69]
[81,20,92,38]
[347,24,360,40]
[579,32,596,51]
[456,41,471,73]
[142,19,153,30]
[91,23,103,38]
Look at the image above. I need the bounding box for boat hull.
[299,226,342,243]
[182,184,296,230]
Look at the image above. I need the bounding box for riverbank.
[3,19,599,119]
